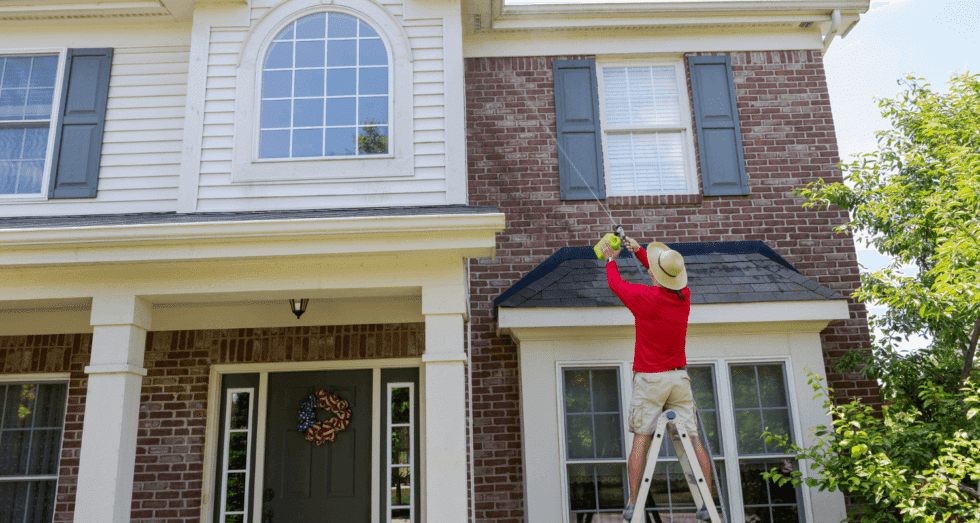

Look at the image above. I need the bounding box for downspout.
[822,9,842,54]
[466,258,476,522]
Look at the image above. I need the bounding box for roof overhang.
[498,299,850,340]
[0,0,242,23]
[0,211,506,266]
[464,0,868,44]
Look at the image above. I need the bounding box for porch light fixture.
[289,299,309,319]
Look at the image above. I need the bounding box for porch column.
[422,283,468,523]
[75,295,151,523]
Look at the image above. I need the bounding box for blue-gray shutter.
[688,55,749,196]
[48,48,113,199]
[553,59,605,200]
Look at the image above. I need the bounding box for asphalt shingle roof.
[0,204,501,230]
[494,241,843,309]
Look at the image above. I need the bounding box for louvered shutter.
[553,59,605,200]
[48,48,112,199]
[688,55,749,196]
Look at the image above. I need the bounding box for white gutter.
[823,9,842,53]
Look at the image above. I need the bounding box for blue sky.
[825,0,980,348]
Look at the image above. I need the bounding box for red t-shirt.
[606,248,691,373]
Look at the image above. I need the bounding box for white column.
[422,284,468,523]
[74,295,151,523]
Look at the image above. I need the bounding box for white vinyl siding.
[597,60,697,197]
[0,46,188,217]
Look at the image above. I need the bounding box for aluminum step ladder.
[630,410,723,523]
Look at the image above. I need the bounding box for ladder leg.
[629,412,669,523]
[672,425,723,523]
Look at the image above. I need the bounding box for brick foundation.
[465,51,877,522]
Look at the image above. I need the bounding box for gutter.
[823,8,842,53]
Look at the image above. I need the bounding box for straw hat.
[646,242,688,290]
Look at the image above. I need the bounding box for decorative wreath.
[296,390,351,446]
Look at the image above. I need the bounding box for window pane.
[292,128,323,157]
[327,40,356,67]
[16,161,42,194]
[391,508,410,522]
[591,369,620,412]
[324,127,355,156]
[3,57,31,89]
[30,56,58,88]
[0,88,27,120]
[225,516,244,523]
[563,370,591,413]
[359,39,387,66]
[0,480,57,523]
[274,22,294,41]
[0,128,23,159]
[359,20,379,38]
[593,413,622,459]
[328,13,357,38]
[327,68,356,96]
[358,96,387,125]
[226,472,246,511]
[0,429,31,475]
[325,97,355,126]
[390,466,411,505]
[357,125,387,155]
[262,70,292,99]
[762,410,791,454]
[607,132,686,196]
[566,414,593,459]
[689,367,715,411]
[602,66,680,127]
[730,366,759,409]
[293,99,324,128]
[359,67,388,95]
[767,460,799,505]
[567,464,597,511]
[391,387,410,424]
[228,432,248,471]
[4,384,37,428]
[25,88,54,120]
[295,40,325,68]
[22,127,47,160]
[735,410,765,455]
[230,392,250,430]
[757,365,788,408]
[294,69,324,98]
[295,12,325,39]
[27,429,61,475]
[595,463,626,510]
[265,41,294,70]
[260,99,291,129]
[0,161,15,193]
[391,426,410,464]
[259,130,290,158]
[740,460,802,523]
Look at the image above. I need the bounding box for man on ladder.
[600,239,721,522]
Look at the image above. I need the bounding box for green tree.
[765,73,980,521]
[358,122,388,155]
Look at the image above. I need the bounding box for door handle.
[263,506,273,523]
[263,488,274,523]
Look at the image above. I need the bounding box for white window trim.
[595,58,698,197]
[554,357,814,523]
[219,387,255,523]
[0,48,67,202]
[233,0,414,183]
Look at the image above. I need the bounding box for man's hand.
[625,237,641,253]
[600,242,621,261]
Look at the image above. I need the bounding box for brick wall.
[465,51,877,522]
[0,322,423,522]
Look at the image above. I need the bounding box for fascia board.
[498,299,850,339]
[0,212,506,266]
[0,0,174,20]
[490,0,869,31]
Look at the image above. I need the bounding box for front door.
[263,370,372,522]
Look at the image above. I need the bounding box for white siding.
[0,44,189,217]
[194,2,452,212]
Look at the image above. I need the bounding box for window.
[596,61,696,196]
[0,381,67,523]
[0,54,58,196]
[387,383,414,523]
[730,363,803,523]
[259,12,389,159]
[219,388,254,523]
[559,363,806,523]
[561,367,627,521]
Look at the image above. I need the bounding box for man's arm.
[606,260,644,310]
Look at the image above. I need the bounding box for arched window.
[259,12,389,159]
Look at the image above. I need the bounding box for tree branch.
[957,315,980,392]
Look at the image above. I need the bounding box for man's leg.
[627,432,653,506]
[690,434,714,494]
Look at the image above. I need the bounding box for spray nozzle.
[613,225,626,241]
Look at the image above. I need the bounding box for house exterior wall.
[0,324,423,522]
[465,51,877,522]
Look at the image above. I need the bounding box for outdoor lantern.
[289,299,309,319]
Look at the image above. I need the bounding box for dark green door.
[263,370,372,522]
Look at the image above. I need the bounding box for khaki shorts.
[628,369,698,436]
